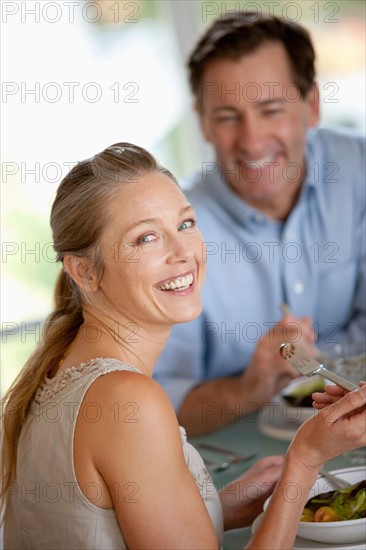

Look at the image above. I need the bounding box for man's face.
[197,42,319,219]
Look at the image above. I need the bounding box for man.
[154,13,366,436]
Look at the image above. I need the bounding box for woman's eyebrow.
[125,205,193,233]
[125,217,159,233]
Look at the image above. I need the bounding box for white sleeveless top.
[4,359,223,549]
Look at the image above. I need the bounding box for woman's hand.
[245,384,366,549]
[220,455,284,531]
[289,383,366,470]
[312,381,366,410]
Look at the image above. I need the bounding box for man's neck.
[245,184,303,221]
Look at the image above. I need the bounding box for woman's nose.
[166,235,192,264]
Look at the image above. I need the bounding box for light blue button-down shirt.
[154,127,366,412]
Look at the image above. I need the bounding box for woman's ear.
[63,255,98,293]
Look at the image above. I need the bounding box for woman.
[2,143,365,549]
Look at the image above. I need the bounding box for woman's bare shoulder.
[87,367,169,400]
[80,367,178,433]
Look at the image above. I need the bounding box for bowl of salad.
[265,466,364,545]
[296,466,366,543]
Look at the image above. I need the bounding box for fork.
[197,442,257,472]
[279,342,358,392]
[319,468,351,489]
[279,304,338,368]
[203,455,257,472]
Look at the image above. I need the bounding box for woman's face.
[98,172,206,329]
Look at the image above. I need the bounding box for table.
[189,410,359,550]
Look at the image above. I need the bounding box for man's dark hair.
[188,12,316,105]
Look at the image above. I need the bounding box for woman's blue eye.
[178,219,196,231]
[137,234,156,244]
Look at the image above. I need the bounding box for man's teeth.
[245,154,276,169]
[159,273,193,291]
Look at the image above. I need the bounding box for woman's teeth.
[159,273,193,291]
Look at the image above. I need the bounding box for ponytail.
[1,269,83,510]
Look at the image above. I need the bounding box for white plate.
[252,513,366,550]
[258,400,306,441]
[281,376,323,422]
[259,378,322,441]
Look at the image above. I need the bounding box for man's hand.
[178,314,316,436]
[220,455,284,531]
[242,314,316,405]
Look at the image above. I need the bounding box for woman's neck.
[60,309,171,378]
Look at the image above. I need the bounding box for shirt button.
[294,282,304,294]
[254,213,264,223]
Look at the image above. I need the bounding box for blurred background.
[1,0,365,394]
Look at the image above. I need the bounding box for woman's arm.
[220,381,366,534]
[77,370,220,550]
[245,384,366,550]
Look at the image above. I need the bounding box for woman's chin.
[173,303,202,325]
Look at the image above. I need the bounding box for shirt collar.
[303,127,320,190]
[206,168,266,227]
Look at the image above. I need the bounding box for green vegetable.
[303,480,366,522]
[301,508,315,522]
[283,378,325,407]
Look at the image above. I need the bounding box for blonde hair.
[1,143,177,512]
